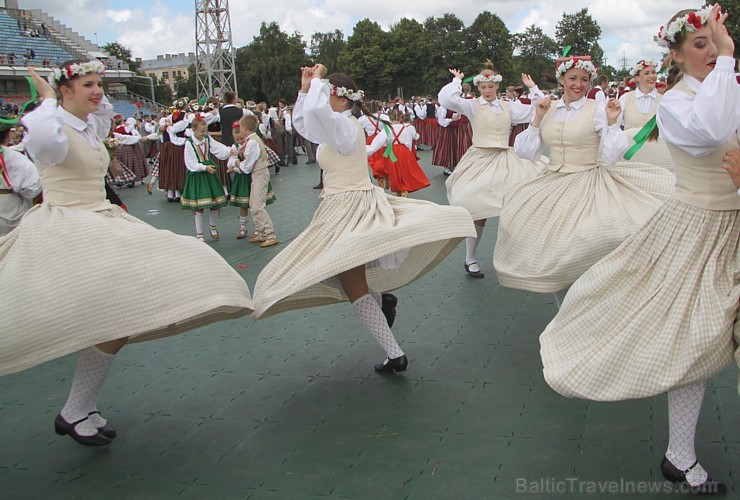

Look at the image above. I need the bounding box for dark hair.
[223,91,236,104]
[596,75,608,85]
[55,59,96,99]
[326,72,378,122]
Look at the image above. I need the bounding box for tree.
[555,8,604,68]
[102,42,140,72]
[513,25,559,84]
[173,64,197,99]
[309,30,346,74]
[463,12,514,83]
[420,14,466,93]
[715,0,738,57]
[337,19,394,98]
[388,18,425,97]
[235,22,310,104]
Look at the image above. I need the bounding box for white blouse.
[293,78,358,156]
[358,113,389,136]
[1,146,42,199]
[617,87,659,125]
[656,55,739,157]
[514,96,628,166]
[231,133,261,174]
[21,96,114,165]
[366,123,419,155]
[183,135,233,172]
[439,78,544,125]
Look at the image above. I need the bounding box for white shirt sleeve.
[113,132,142,145]
[595,89,608,106]
[513,124,543,161]
[183,141,207,172]
[208,136,234,161]
[285,113,292,133]
[509,100,537,125]
[437,106,451,127]
[617,93,629,126]
[203,111,219,126]
[239,140,260,174]
[171,119,189,133]
[438,79,477,119]
[4,147,41,199]
[656,56,740,156]
[408,125,420,141]
[366,130,389,156]
[302,78,358,156]
[593,104,628,165]
[89,95,114,141]
[414,104,426,119]
[21,98,68,165]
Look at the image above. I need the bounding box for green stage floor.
[1,150,738,499]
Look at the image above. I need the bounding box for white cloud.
[105,9,131,23]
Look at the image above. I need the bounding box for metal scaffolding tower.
[194,0,237,99]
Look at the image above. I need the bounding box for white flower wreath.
[47,60,106,88]
[655,5,714,48]
[322,79,365,102]
[556,58,598,80]
[629,59,659,77]
[472,73,503,85]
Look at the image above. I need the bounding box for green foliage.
[309,30,346,74]
[463,12,514,84]
[387,18,425,97]
[420,14,466,94]
[235,22,310,104]
[555,8,605,67]
[102,42,140,72]
[513,25,559,85]
[174,64,197,99]
[337,19,395,98]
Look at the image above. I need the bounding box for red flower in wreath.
[687,12,702,29]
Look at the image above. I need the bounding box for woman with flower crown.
[540,5,738,493]
[616,59,673,171]
[252,64,475,373]
[493,55,675,307]
[0,60,253,446]
[439,60,546,279]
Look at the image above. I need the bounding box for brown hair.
[55,59,95,99]
[478,59,499,78]
[326,73,382,123]
[239,114,259,132]
[190,117,208,130]
[223,91,236,104]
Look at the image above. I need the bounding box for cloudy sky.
[18,0,705,68]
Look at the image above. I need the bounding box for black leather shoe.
[374,355,408,373]
[313,183,323,189]
[660,456,727,495]
[464,263,484,278]
[88,411,117,439]
[54,414,111,446]
[381,293,397,328]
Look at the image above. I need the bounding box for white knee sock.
[167,189,174,198]
[60,347,115,436]
[209,210,218,227]
[352,294,403,359]
[553,287,570,309]
[465,225,484,266]
[369,289,382,306]
[666,383,708,486]
[239,215,248,230]
[223,185,229,196]
[175,189,181,198]
[194,212,204,234]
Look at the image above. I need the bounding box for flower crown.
[172,97,190,108]
[47,60,106,88]
[322,79,365,102]
[556,57,598,80]
[655,6,717,48]
[473,73,503,85]
[629,59,658,77]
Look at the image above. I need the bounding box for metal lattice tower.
[195,0,237,99]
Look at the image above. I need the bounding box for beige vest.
[471,100,511,149]
[541,99,600,172]
[37,124,112,211]
[319,116,374,196]
[623,91,661,129]
[665,80,740,211]
[250,134,269,172]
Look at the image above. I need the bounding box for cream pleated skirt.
[252,186,476,319]
[493,162,675,293]
[623,127,674,172]
[445,147,545,220]
[540,200,739,401]
[0,204,254,376]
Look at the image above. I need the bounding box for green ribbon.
[197,95,208,105]
[0,77,38,127]
[562,45,572,57]
[623,115,657,160]
[462,76,475,83]
[380,122,397,162]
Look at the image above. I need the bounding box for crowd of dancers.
[0,4,738,495]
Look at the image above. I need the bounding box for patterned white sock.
[60,347,115,437]
[352,294,404,358]
[465,225,484,266]
[175,189,181,198]
[194,212,204,235]
[368,289,382,306]
[239,215,248,230]
[222,185,229,196]
[553,287,570,309]
[666,383,709,486]
[209,210,218,226]
[167,189,174,198]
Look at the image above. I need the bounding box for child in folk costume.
[252,65,475,372]
[439,62,547,279]
[111,116,149,184]
[617,59,673,171]
[0,63,252,446]
[230,115,278,246]
[358,103,390,186]
[540,5,737,493]
[0,124,41,236]
[493,56,675,307]
[366,109,429,197]
[180,117,235,241]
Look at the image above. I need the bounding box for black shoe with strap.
[54,414,111,446]
[660,456,727,495]
[464,263,484,279]
[374,355,408,374]
[88,410,117,439]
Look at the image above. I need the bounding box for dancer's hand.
[722,150,740,189]
[205,165,217,174]
[521,73,536,89]
[314,64,328,79]
[605,98,621,125]
[27,67,55,100]
[449,69,464,80]
[707,4,734,58]
[300,66,314,92]
[531,96,552,127]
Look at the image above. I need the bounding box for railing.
[1,7,88,60]
[110,90,165,114]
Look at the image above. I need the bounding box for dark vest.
[219,106,243,145]
[426,103,436,119]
